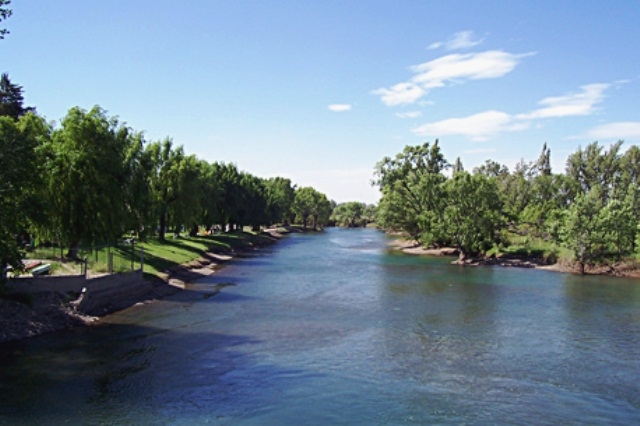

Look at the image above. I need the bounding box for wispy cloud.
[412,83,612,141]
[373,50,533,106]
[371,83,424,106]
[585,121,640,141]
[412,110,528,141]
[328,104,352,112]
[517,84,609,119]
[395,111,422,119]
[428,30,484,51]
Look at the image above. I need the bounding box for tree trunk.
[189,223,199,237]
[159,212,167,241]
[66,241,80,260]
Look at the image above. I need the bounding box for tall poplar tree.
[0,73,35,119]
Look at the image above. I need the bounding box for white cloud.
[428,30,484,51]
[373,50,532,106]
[411,51,531,87]
[371,82,424,106]
[585,121,640,140]
[395,111,422,119]
[518,84,609,119]
[412,110,527,141]
[411,83,615,142]
[328,104,352,112]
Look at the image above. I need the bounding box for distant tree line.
[0,74,335,276]
[374,140,640,272]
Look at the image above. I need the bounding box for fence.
[24,242,144,277]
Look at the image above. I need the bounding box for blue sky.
[3,1,640,204]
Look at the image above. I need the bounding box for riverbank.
[389,238,640,278]
[0,229,288,343]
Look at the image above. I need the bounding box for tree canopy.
[0,73,35,119]
[375,140,640,269]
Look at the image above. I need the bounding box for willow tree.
[0,114,46,278]
[43,106,131,257]
[145,139,188,241]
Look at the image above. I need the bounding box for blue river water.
[1,228,640,424]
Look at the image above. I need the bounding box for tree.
[0,114,44,280]
[194,161,222,235]
[565,141,623,201]
[374,141,448,244]
[0,0,11,40]
[121,132,154,239]
[237,172,268,231]
[443,172,503,260]
[213,162,243,231]
[452,157,464,175]
[561,186,606,274]
[292,187,332,230]
[42,106,131,257]
[145,139,186,241]
[331,201,367,227]
[0,73,35,119]
[264,177,295,225]
[166,154,207,236]
[536,142,552,176]
[292,187,317,229]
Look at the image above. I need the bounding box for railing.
[23,242,145,277]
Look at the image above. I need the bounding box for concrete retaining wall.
[8,270,153,316]
[75,270,152,316]
[7,274,88,293]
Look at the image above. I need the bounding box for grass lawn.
[21,231,277,279]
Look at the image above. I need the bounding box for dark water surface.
[1,228,640,424]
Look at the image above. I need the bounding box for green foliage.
[41,106,132,256]
[443,172,503,257]
[331,201,368,227]
[292,187,332,230]
[0,0,11,40]
[264,177,296,225]
[376,140,640,270]
[0,73,34,119]
[374,141,448,241]
[0,113,46,279]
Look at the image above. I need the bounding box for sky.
[3,1,640,204]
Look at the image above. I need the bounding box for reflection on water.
[1,228,639,424]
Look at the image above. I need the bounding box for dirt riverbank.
[388,238,640,278]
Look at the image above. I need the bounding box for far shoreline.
[387,237,640,279]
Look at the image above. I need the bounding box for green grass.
[137,231,274,277]
[20,230,276,279]
[492,234,570,264]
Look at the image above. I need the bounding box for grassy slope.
[18,231,277,279]
[139,231,276,278]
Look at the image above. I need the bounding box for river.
[1,228,640,425]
